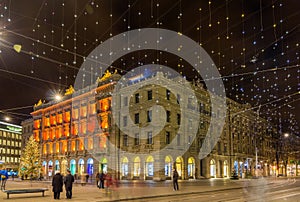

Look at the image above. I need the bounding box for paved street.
[1,177,300,202]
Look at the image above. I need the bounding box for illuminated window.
[34,119,41,129]
[49,142,53,154]
[64,111,71,122]
[71,140,76,151]
[44,117,50,127]
[72,108,79,120]
[43,131,47,140]
[101,116,108,129]
[63,141,67,152]
[72,123,78,136]
[80,121,87,134]
[46,129,50,140]
[57,113,63,124]
[88,138,93,150]
[88,117,96,133]
[64,125,70,137]
[50,114,56,125]
[79,138,84,151]
[99,135,107,151]
[51,128,55,139]
[133,157,140,177]
[34,130,40,141]
[56,142,60,153]
[81,105,87,117]
[89,103,96,114]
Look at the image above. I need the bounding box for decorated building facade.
[31,70,297,180]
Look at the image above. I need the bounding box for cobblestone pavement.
[0,177,287,202]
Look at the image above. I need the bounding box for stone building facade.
[31,71,280,180]
[21,118,33,150]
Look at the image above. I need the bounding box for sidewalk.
[0,177,283,201]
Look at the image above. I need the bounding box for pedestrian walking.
[52,170,63,200]
[64,169,75,199]
[99,172,105,189]
[85,174,89,183]
[173,169,179,191]
[96,172,100,188]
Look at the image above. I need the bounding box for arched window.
[146,156,154,177]
[121,157,129,177]
[133,157,140,177]
[165,156,172,177]
[87,158,94,176]
[210,159,216,177]
[78,158,84,174]
[70,159,76,175]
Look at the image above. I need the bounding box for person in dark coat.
[173,169,179,191]
[64,169,75,199]
[52,170,63,199]
[99,172,105,189]
[96,172,100,188]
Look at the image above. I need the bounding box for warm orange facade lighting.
[72,108,79,120]
[50,115,56,125]
[34,119,41,129]
[90,103,96,114]
[64,111,71,122]
[44,117,50,127]
[57,113,63,124]
[81,106,87,117]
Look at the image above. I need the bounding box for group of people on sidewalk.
[95,172,118,190]
[52,168,179,200]
[52,169,74,200]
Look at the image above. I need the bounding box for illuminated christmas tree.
[19,136,41,179]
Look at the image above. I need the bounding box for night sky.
[0,0,299,135]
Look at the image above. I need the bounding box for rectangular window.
[177,114,181,125]
[166,132,170,144]
[134,113,139,124]
[147,90,152,100]
[218,142,221,153]
[166,89,170,100]
[123,96,128,106]
[135,93,139,103]
[123,116,127,127]
[166,110,171,122]
[147,110,152,122]
[147,132,153,144]
[123,135,128,146]
[134,133,139,145]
